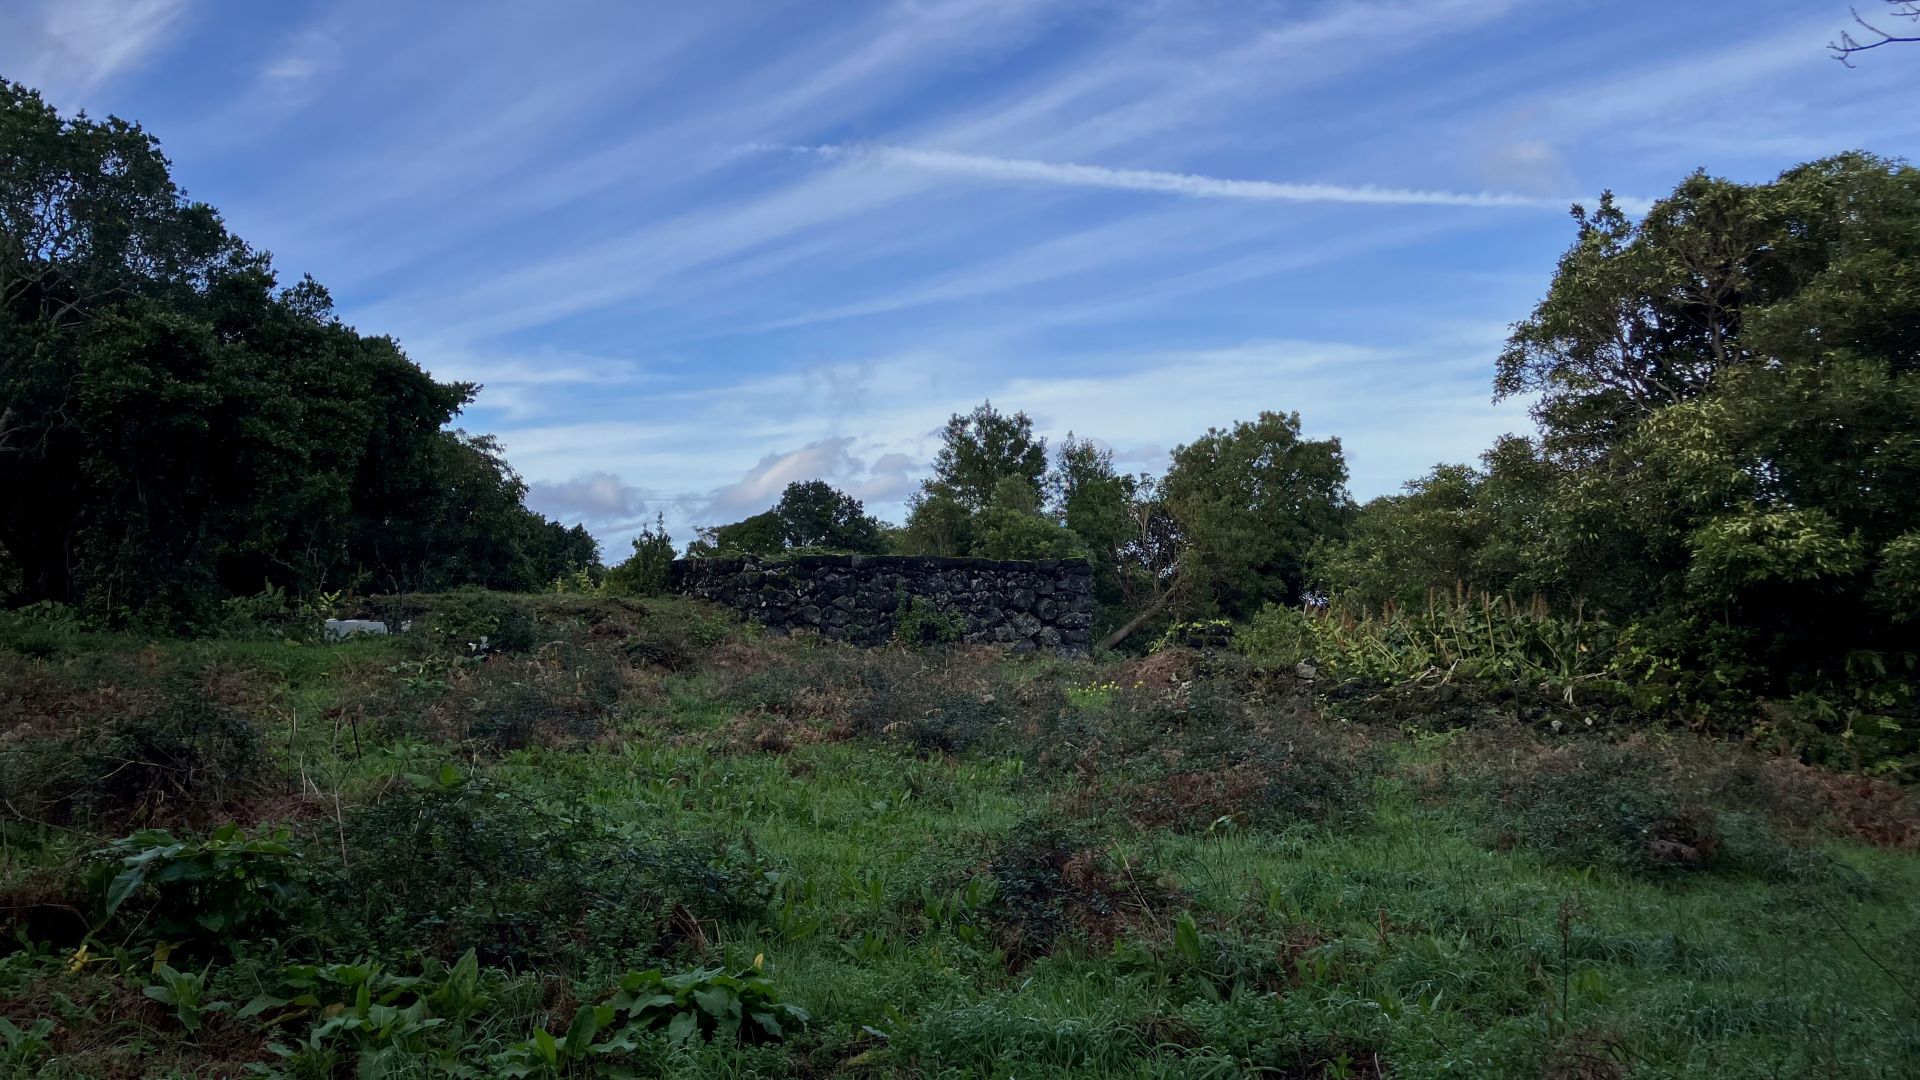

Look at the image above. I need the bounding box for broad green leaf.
[665,1011,699,1045]
[104,866,147,915]
[532,1026,559,1066]
[561,1003,602,1056]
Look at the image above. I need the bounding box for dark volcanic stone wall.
[669,554,1095,655]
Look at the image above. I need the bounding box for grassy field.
[2,594,1918,1078]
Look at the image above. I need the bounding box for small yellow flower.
[753,953,765,971]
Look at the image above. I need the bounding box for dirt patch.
[1113,648,1201,691]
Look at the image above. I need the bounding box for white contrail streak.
[765,143,1601,210]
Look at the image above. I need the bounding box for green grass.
[2,598,1917,1078]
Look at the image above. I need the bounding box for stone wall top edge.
[670,555,1091,572]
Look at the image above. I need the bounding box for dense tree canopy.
[1321,152,1920,728]
[924,401,1048,512]
[894,403,1354,642]
[687,481,886,557]
[1159,411,1354,618]
[0,80,594,624]
[1048,436,1137,576]
[773,480,885,552]
[902,401,1078,560]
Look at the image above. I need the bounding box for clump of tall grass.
[1238,587,1626,704]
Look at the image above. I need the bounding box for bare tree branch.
[1831,2,1920,65]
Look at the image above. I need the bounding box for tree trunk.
[1098,585,1177,652]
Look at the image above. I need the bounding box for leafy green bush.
[719,636,1051,755]
[621,603,735,670]
[143,962,229,1032]
[387,647,626,752]
[316,772,775,971]
[217,582,331,640]
[245,956,472,1076]
[1240,594,1622,693]
[973,822,1178,963]
[0,1017,56,1070]
[0,600,89,658]
[604,516,677,597]
[1460,737,1850,882]
[245,951,805,1077]
[1045,664,1381,832]
[847,656,1016,754]
[93,824,302,948]
[1233,604,1318,666]
[422,588,537,655]
[1485,745,1717,875]
[605,963,809,1046]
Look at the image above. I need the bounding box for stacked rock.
[669,554,1095,656]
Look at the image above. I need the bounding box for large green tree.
[772,480,884,552]
[1047,436,1136,572]
[1310,435,1556,611]
[1319,153,1920,738]
[687,480,885,557]
[0,79,588,622]
[902,400,1053,556]
[970,475,1087,561]
[1159,411,1354,618]
[923,400,1048,511]
[1492,154,1920,624]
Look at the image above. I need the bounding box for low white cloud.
[526,471,652,527]
[262,55,319,81]
[1111,444,1168,468]
[693,438,928,529]
[1473,113,1578,197]
[854,452,919,505]
[700,438,863,523]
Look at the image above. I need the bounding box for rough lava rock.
[669,554,1096,656]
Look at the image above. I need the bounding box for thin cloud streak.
[774,143,1601,210]
[3,0,193,103]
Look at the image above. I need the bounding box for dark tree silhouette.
[1832,2,1920,65]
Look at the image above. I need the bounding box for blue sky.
[4,1,1915,553]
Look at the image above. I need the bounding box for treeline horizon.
[3,77,1916,764]
[609,148,1920,765]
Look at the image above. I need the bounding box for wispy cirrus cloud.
[0,0,192,102]
[12,0,1898,558]
[770,143,1590,209]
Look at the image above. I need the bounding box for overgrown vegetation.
[4,595,1917,1078]
[5,71,1920,1080]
